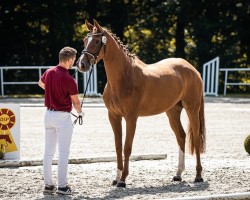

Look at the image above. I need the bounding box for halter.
[81,33,106,66]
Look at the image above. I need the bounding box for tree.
[0,0,250,95]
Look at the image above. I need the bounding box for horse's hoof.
[194,177,204,182]
[173,175,182,181]
[112,180,118,186]
[116,181,126,188]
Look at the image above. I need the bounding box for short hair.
[59,46,77,62]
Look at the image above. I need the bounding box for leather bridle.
[79,33,106,66]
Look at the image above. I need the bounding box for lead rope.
[71,66,94,126]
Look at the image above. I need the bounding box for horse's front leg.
[117,116,137,188]
[108,111,123,186]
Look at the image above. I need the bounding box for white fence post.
[83,64,99,96]
[202,57,219,96]
[0,68,4,96]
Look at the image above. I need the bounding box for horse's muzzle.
[76,55,91,73]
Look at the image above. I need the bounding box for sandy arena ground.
[0,97,250,199]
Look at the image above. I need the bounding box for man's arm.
[70,94,83,113]
[38,79,45,90]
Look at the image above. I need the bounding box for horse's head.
[77,20,107,73]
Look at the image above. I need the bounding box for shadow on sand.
[72,181,210,200]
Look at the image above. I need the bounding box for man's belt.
[47,108,70,113]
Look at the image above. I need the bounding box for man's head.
[59,47,77,69]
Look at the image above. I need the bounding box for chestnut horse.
[77,20,206,188]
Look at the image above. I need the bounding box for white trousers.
[43,110,73,187]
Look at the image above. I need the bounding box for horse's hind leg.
[184,105,204,182]
[166,104,186,181]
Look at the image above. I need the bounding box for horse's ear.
[93,19,104,33]
[85,19,94,31]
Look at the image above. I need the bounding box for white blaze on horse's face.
[77,35,93,72]
[87,35,93,45]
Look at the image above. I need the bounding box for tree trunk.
[175,16,185,59]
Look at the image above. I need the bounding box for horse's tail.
[188,92,206,155]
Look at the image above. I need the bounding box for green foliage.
[244,134,250,155]
[0,0,250,94]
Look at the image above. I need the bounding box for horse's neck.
[103,43,133,89]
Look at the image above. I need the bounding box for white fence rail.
[2,63,249,97]
[0,65,99,96]
[220,68,250,96]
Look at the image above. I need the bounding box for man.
[38,46,84,195]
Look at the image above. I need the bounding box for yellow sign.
[0,108,18,153]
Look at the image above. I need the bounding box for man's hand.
[72,111,85,126]
[78,111,85,117]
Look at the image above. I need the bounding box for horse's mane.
[104,28,137,61]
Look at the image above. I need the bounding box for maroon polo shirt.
[41,65,78,112]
